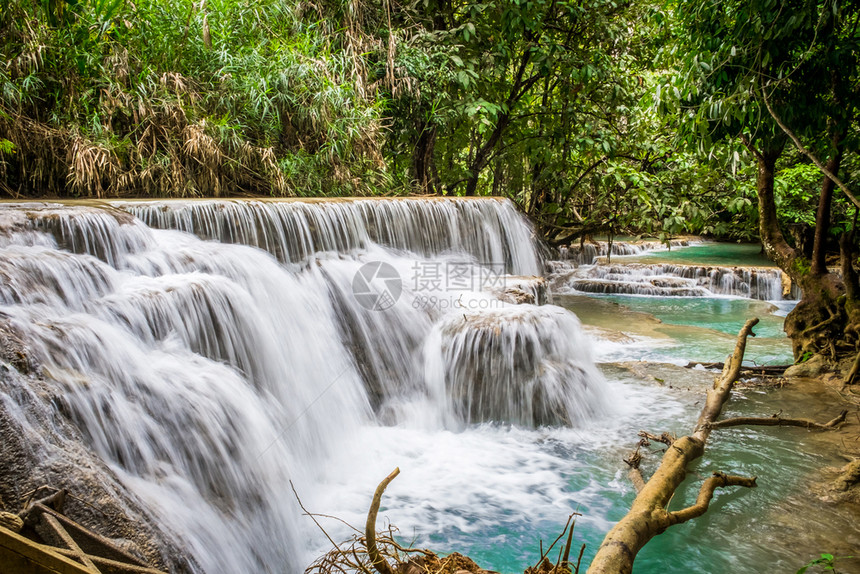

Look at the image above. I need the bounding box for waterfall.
[115,198,544,274]
[424,306,606,428]
[558,239,694,266]
[0,198,606,573]
[551,262,791,300]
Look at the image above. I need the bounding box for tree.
[660,0,860,359]
[377,0,640,201]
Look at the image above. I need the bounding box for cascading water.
[116,198,544,273]
[425,306,606,428]
[0,198,607,573]
[552,262,791,300]
[558,239,694,266]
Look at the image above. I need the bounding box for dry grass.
[67,136,119,197]
[0,0,398,198]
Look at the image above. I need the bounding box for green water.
[623,242,776,267]
[387,243,856,574]
[412,368,855,574]
[558,294,795,366]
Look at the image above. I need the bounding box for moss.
[792,256,812,276]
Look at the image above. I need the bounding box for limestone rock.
[784,353,831,378]
[834,459,860,492]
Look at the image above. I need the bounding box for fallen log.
[587,318,761,574]
[706,410,847,430]
[684,361,790,376]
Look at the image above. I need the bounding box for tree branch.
[666,472,758,525]
[760,78,860,209]
[707,410,847,430]
[587,319,760,574]
[366,467,400,574]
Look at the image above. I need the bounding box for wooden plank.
[0,524,95,574]
[29,505,151,568]
[71,552,168,574]
[41,513,102,573]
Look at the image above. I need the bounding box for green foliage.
[649,0,860,253]
[0,0,388,196]
[0,0,854,261]
[797,553,853,573]
[775,163,822,227]
[378,0,648,201]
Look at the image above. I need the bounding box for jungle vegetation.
[1,0,859,358]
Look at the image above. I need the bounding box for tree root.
[801,312,842,339]
[845,350,860,385]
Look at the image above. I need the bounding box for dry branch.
[587,318,760,574]
[366,468,400,574]
[627,468,646,495]
[706,410,847,430]
[638,431,674,446]
[684,362,789,376]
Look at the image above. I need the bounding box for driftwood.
[706,410,847,431]
[2,490,165,574]
[684,361,790,376]
[589,317,851,573]
[587,318,761,574]
[366,468,400,574]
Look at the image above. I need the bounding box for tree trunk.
[750,140,847,358]
[412,124,437,194]
[755,145,797,278]
[464,115,509,196]
[840,231,858,303]
[811,134,845,275]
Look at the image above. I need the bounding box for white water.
[0,199,616,573]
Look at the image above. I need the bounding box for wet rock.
[494,276,548,305]
[781,272,794,298]
[834,460,860,492]
[0,323,32,375]
[0,323,195,573]
[784,354,831,378]
[583,325,635,344]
